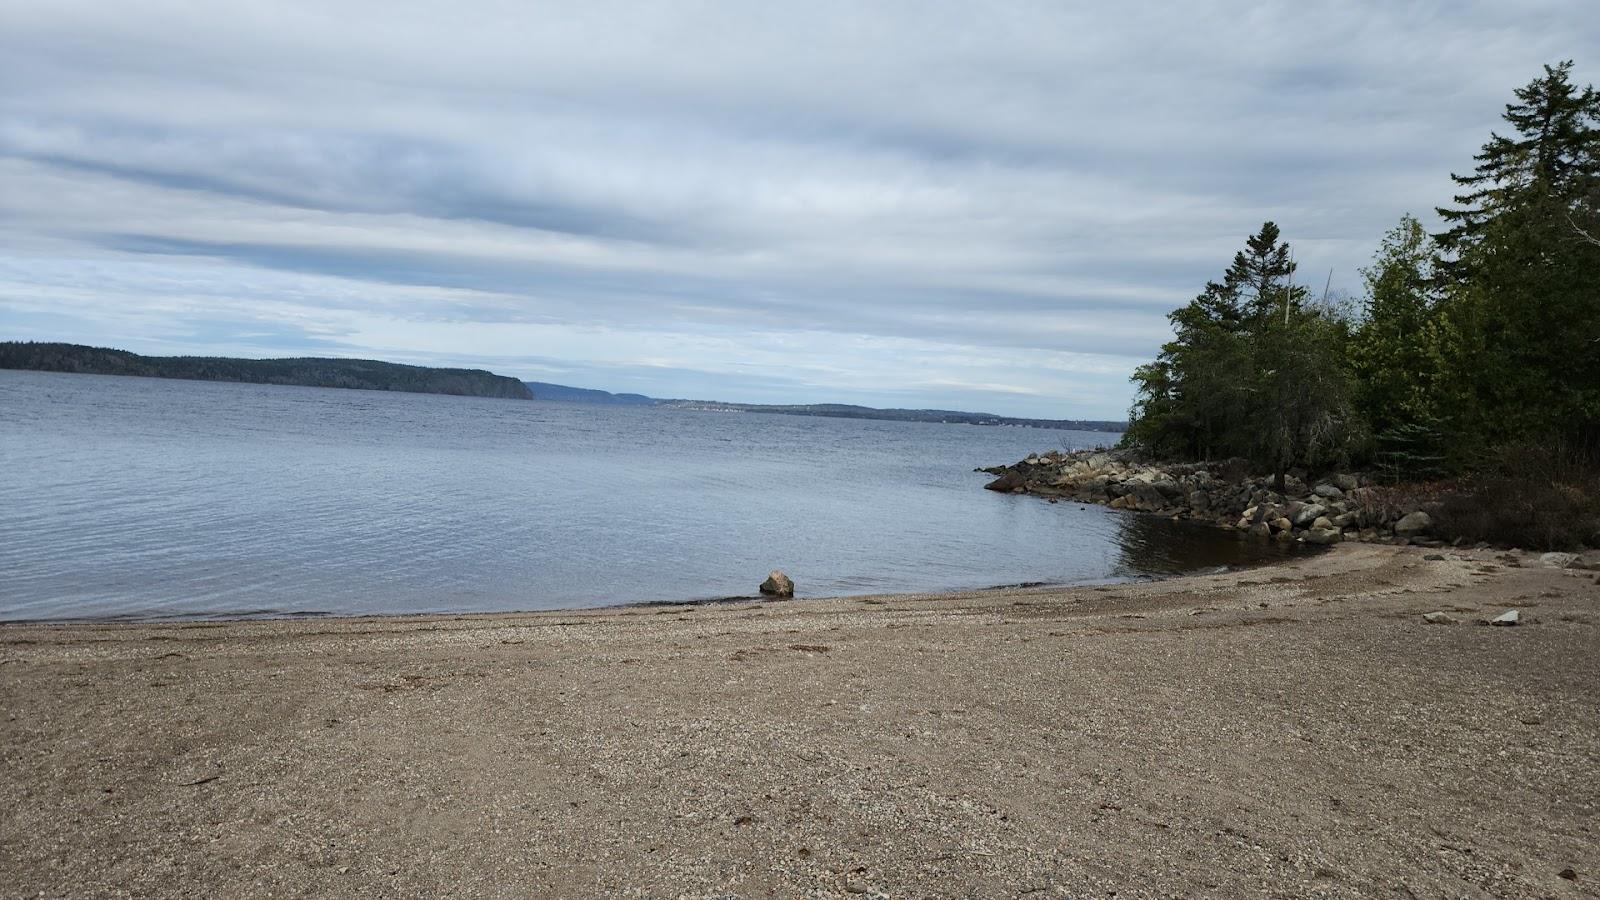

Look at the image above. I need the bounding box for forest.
[1122,62,1600,546]
[0,342,535,400]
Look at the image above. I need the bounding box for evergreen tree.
[1433,61,1600,447]
[1437,61,1600,263]
[1127,222,1356,479]
[1350,216,1450,434]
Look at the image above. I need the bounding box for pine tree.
[1127,223,1354,475]
[1438,60,1600,262]
[1432,61,1600,447]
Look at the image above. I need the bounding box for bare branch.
[1568,211,1600,247]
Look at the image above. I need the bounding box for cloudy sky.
[1,2,1593,418]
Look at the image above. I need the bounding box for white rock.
[1490,609,1519,626]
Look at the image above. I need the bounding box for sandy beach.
[3,543,1598,898]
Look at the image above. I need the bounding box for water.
[0,370,1303,621]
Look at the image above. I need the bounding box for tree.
[1127,222,1359,483]
[1348,215,1455,467]
[1252,300,1362,490]
[1437,61,1600,265]
[1433,61,1600,447]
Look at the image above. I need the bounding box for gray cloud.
[0,1,1594,417]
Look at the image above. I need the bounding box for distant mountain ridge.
[525,380,1125,432]
[0,342,534,400]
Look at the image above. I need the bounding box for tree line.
[1124,61,1600,490]
[0,342,536,400]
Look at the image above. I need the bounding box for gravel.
[2,544,1597,897]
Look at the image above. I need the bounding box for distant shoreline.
[0,341,534,400]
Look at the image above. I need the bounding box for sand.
[2,543,1598,898]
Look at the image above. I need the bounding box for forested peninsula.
[991,62,1600,551]
[0,342,535,400]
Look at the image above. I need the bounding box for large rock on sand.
[759,570,795,598]
[1394,510,1432,538]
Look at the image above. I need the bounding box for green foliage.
[1372,421,1450,483]
[1127,223,1360,478]
[1349,215,1458,455]
[1129,62,1600,494]
[1433,59,1600,449]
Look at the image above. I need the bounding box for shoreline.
[0,534,1306,627]
[4,542,1597,896]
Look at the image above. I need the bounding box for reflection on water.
[1110,512,1316,579]
[4,370,1301,621]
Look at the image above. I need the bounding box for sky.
[1,2,1595,419]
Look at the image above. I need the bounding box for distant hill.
[526,379,1124,432]
[525,381,655,405]
[1,342,534,400]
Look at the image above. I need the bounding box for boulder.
[1248,522,1272,539]
[1423,612,1457,625]
[1332,473,1360,492]
[1290,503,1327,527]
[1270,517,1293,532]
[1311,516,1334,531]
[1313,483,1344,499]
[1569,551,1600,571]
[1394,510,1432,537]
[1303,526,1343,545]
[1152,478,1184,499]
[984,471,1027,492]
[1489,609,1519,627]
[759,570,795,598]
[1539,552,1578,568]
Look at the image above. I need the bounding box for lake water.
[0,370,1301,621]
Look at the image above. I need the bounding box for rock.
[1313,483,1344,499]
[1569,551,1600,571]
[1560,867,1579,881]
[1303,526,1343,545]
[1151,478,1183,499]
[1311,516,1334,531]
[759,570,795,598]
[1423,612,1457,625]
[1424,553,1446,561]
[1490,609,1519,626]
[1331,512,1358,528]
[1247,522,1272,539]
[984,471,1026,492]
[1270,517,1292,532]
[1290,503,1327,527]
[1333,473,1360,492]
[1539,552,1578,568]
[1394,510,1432,537]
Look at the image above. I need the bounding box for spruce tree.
[1432,61,1600,447]
[1438,60,1600,262]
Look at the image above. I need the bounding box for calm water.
[0,370,1300,621]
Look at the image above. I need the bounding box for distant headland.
[0,342,535,400]
[525,381,1125,432]
[2,341,1125,431]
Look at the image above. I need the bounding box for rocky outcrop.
[979,448,1451,547]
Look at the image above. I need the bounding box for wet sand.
[2,543,1598,897]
